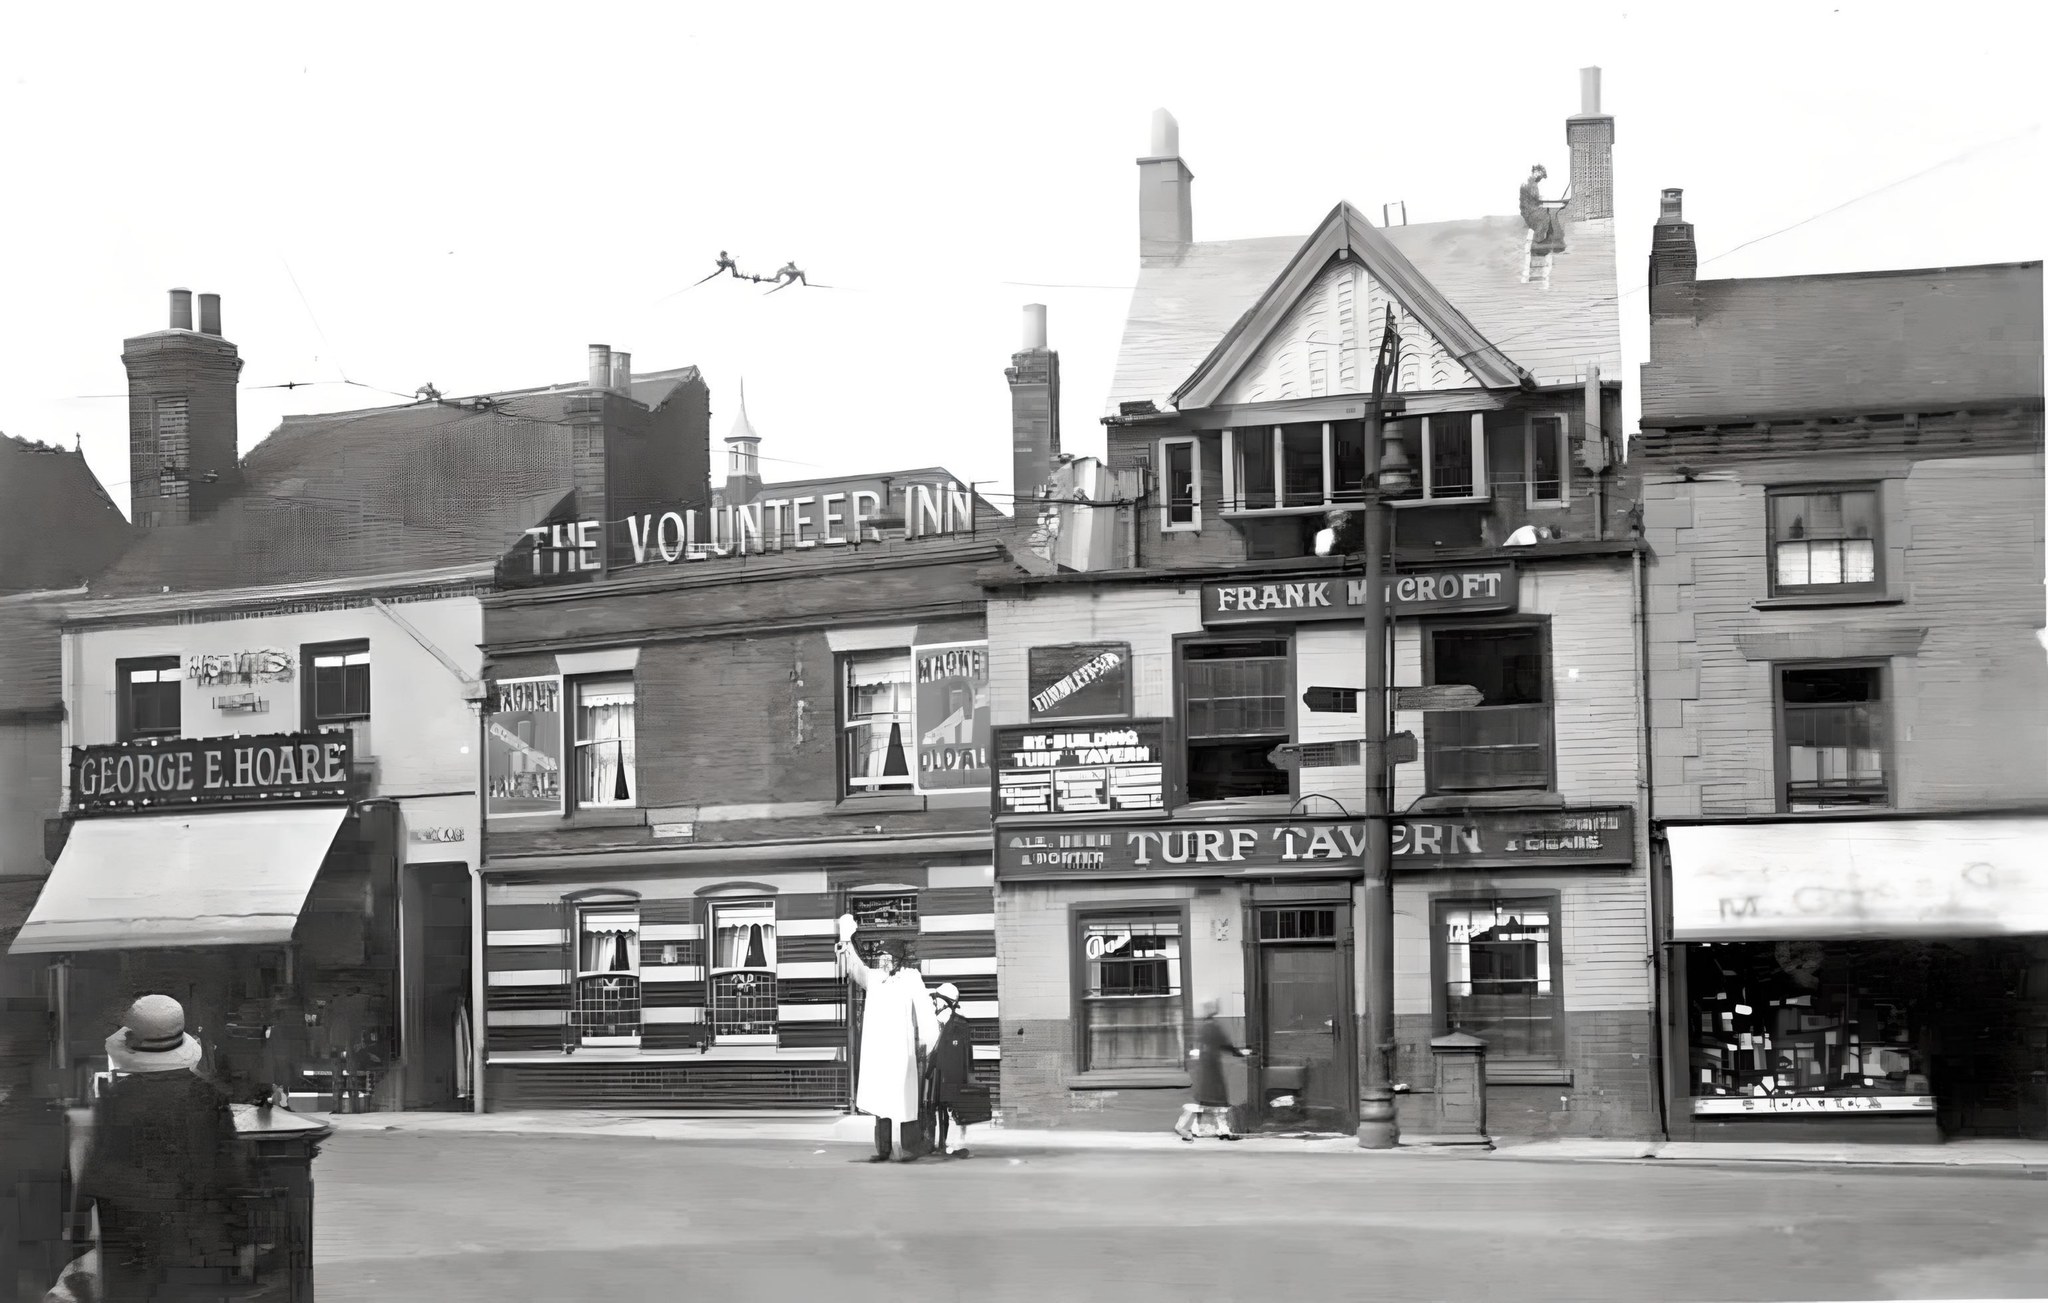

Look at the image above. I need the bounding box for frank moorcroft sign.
[997,806,1634,878]
[1200,564,1517,626]
[70,732,355,815]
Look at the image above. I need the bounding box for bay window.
[1224,415,1485,512]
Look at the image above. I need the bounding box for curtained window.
[841,651,913,794]
[709,901,777,1041]
[1078,913,1186,1071]
[573,908,642,1042]
[573,677,637,808]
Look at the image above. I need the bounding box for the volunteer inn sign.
[1201,563,1517,625]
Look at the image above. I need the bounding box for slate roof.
[0,591,73,714]
[1108,213,1622,414]
[0,436,135,595]
[84,367,703,599]
[1641,262,2044,425]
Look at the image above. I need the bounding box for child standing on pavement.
[1175,1000,1250,1142]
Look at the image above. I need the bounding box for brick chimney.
[121,289,242,527]
[1564,67,1615,222]
[1137,109,1194,261]
[1647,188,1700,317]
[1005,304,1061,521]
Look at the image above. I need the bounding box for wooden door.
[1254,904,1356,1132]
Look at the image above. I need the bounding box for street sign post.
[1392,685,1483,711]
[1267,732,1415,769]
[1302,687,1360,714]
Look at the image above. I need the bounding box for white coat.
[839,941,938,1123]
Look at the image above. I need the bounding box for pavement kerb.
[317,1112,2048,1176]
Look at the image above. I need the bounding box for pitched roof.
[84,367,704,600]
[1108,213,1622,414]
[1641,262,2044,425]
[0,436,136,595]
[0,590,74,715]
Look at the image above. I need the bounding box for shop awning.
[1667,816,2048,942]
[8,806,351,954]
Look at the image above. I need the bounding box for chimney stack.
[1647,188,1700,315]
[125,287,242,528]
[1564,66,1615,222]
[610,350,633,394]
[588,344,613,390]
[1005,304,1061,522]
[169,289,194,331]
[1137,109,1194,261]
[197,293,222,337]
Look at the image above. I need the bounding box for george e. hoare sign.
[1201,564,1517,625]
[70,732,355,815]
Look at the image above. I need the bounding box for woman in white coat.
[834,916,939,1162]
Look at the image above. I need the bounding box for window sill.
[565,807,646,828]
[836,791,924,813]
[1752,594,1903,610]
[1410,791,1565,813]
[1069,1069,1191,1091]
[1174,796,1298,819]
[1484,1061,1573,1086]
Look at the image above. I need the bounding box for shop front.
[480,837,999,1112]
[8,732,400,1112]
[994,804,1646,1136]
[1662,812,2048,1141]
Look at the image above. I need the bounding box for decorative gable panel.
[1219,261,1481,406]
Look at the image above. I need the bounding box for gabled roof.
[0,436,135,595]
[1110,211,1622,414]
[1641,262,2044,425]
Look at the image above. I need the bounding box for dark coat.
[0,1096,71,1303]
[923,1018,991,1126]
[76,1071,255,1301]
[1192,1016,1246,1107]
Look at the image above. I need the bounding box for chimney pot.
[197,293,221,337]
[1658,188,1685,221]
[1022,304,1048,351]
[1580,67,1601,116]
[611,350,632,394]
[169,289,194,331]
[588,344,613,390]
[1148,109,1179,159]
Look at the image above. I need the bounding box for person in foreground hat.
[833,917,938,1163]
[73,995,256,1302]
[922,982,988,1159]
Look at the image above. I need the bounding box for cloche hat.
[105,994,203,1074]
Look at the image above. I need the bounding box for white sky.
[2,1,2039,521]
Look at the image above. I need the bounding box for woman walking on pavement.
[834,917,938,1163]
[1176,1000,1251,1142]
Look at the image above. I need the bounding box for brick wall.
[1645,449,2048,818]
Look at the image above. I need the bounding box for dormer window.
[1223,416,1487,514]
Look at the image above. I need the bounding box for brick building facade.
[1638,191,2047,1140]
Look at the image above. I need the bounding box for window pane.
[1280,423,1325,508]
[1841,538,1876,584]
[1772,489,1879,590]
[1529,417,1563,502]
[575,681,636,805]
[1238,429,1276,510]
[1775,540,1811,587]
[1165,442,1197,525]
[1770,494,1806,542]
[712,907,776,971]
[1783,668,1886,804]
[1430,627,1546,705]
[1443,903,1556,1058]
[1082,916,1184,1070]
[844,650,912,790]
[1428,415,1475,499]
[1331,420,1365,504]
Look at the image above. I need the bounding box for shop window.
[1423,623,1552,793]
[304,640,370,754]
[708,901,777,1042]
[1077,912,1187,1072]
[1180,639,1291,802]
[1778,664,1888,811]
[841,650,913,795]
[1436,897,1562,1063]
[572,905,642,1044]
[1526,415,1568,506]
[1768,486,1882,597]
[116,656,182,741]
[1381,414,1488,503]
[572,676,636,807]
[1159,436,1199,531]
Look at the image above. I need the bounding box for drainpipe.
[1632,537,1669,1140]
[471,697,488,1114]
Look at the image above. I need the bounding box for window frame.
[1429,891,1567,1079]
[1158,435,1200,532]
[569,896,643,1048]
[1419,618,1556,795]
[1173,631,1296,805]
[706,898,779,1045]
[1068,899,1196,1082]
[115,655,183,742]
[1765,483,1886,599]
[1222,415,1489,514]
[837,648,916,797]
[1773,658,1893,814]
[301,639,371,731]
[1524,413,1569,508]
[569,673,638,810]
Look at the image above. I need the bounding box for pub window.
[1778,663,1888,811]
[1436,896,1562,1063]
[1180,639,1291,802]
[304,640,370,753]
[1526,415,1568,506]
[708,901,777,1042]
[116,656,182,741]
[1221,422,1371,512]
[572,905,642,1044]
[572,676,637,807]
[842,650,914,795]
[1159,436,1199,531]
[1768,486,1882,596]
[1381,414,1488,502]
[1077,911,1186,1072]
[1423,623,1552,793]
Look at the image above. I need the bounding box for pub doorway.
[1246,892,1356,1134]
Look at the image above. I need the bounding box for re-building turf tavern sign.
[1200,564,1517,626]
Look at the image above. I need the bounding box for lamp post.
[1356,308,1411,1148]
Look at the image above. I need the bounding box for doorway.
[1249,899,1356,1133]
[401,864,472,1110]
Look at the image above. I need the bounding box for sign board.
[69,731,353,815]
[1393,685,1484,711]
[486,677,564,817]
[1692,1095,1934,1116]
[408,826,467,845]
[1301,687,1358,714]
[1026,643,1133,722]
[994,721,1168,817]
[1200,565,1517,626]
[912,642,991,793]
[997,807,1635,879]
[186,650,295,688]
[1268,733,1416,769]
[1667,816,2048,941]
